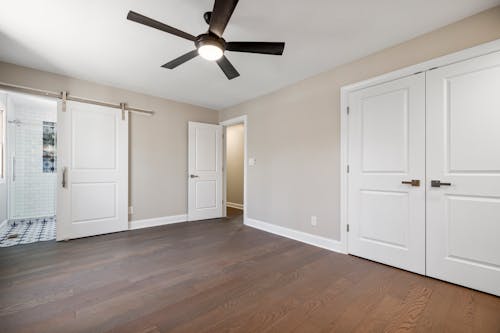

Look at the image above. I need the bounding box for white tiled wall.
[9,101,57,219]
[0,93,7,223]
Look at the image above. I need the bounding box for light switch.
[249,158,256,166]
[311,216,317,226]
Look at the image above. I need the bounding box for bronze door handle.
[431,180,452,187]
[402,179,420,187]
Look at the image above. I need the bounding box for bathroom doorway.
[0,91,57,247]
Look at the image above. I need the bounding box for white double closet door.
[348,51,500,296]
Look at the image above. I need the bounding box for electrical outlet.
[128,206,134,215]
[311,216,317,226]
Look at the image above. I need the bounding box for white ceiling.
[0,0,498,109]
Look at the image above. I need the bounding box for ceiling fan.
[127,0,285,80]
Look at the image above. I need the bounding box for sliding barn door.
[57,101,128,240]
[426,51,500,296]
[188,122,223,221]
[348,73,426,274]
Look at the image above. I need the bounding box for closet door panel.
[348,73,426,274]
[426,51,500,296]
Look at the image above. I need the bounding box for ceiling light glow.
[198,44,223,61]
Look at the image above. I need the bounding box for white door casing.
[57,101,128,240]
[426,51,500,296]
[348,73,426,274]
[188,122,223,221]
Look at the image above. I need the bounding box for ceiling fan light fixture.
[198,44,223,61]
[127,0,285,80]
[196,35,225,61]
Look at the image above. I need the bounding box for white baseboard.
[129,214,187,230]
[245,218,346,254]
[226,202,244,210]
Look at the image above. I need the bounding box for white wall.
[226,124,244,206]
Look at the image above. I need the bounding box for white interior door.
[188,122,223,221]
[348,73,426,274]
[57,101,128,240]
[426,51,500,296]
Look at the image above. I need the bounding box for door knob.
[402,179,420,187]
[431,180,452,187]
[190,174,199,178]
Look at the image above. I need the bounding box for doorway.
[221,115,247,221]
[0,91,58,247]
[186,117,247,222]
[225,123,244,218]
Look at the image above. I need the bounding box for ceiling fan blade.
[216,55,240,80]
[127,11,196,42]
[209,0,239,37]
[226,42,285,55]
[161,50,199,69]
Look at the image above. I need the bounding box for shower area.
[0,92,57,247]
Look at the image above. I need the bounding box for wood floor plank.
[0,212,499,333]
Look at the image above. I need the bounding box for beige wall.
[0,62,218,221]
[226,124,244,206]
[219,6,500,241]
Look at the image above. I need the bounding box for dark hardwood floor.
[1,211,499,333]
[226,206,243,218]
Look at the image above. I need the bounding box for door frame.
[220,115,247,223]
[339,38,500,254]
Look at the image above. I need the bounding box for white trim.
[339,38,500,255]
[220,115,247,127]
[226,202,244,210]
[246,218,345,254]
[129,214,187,230]
[0,219,7,231]
[339,81,349,254]
[220,115,248,224]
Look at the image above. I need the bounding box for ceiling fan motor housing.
[195,34,226,52]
